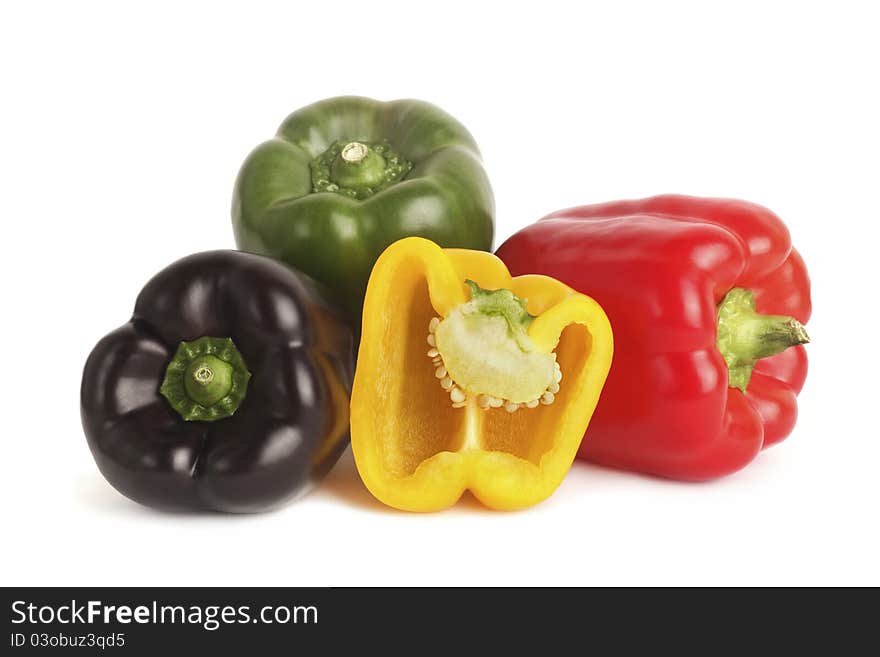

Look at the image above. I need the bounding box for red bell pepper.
[496,195,811,480]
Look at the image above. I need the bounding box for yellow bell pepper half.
[350,238,613,511]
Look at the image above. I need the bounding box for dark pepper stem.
[160,337,251,422]
[716,288,810,393]
[184,355,233,407]
[309,140,413,200]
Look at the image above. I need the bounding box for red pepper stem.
[716,288,810,393]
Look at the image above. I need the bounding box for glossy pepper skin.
[232,96,495,324]
[496,195,811,481]
[350,238,613,511]
[81,250,354,512]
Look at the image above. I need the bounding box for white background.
[2,1,877,586]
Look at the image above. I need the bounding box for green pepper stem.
[309,140,413,200]
[330,141,387,189]
[160,336,251,422]
[717,288,810,393]
[340,141,369,164]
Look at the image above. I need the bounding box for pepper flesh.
[350,237,613,511]
[232,96,495,324]
[496,195,811,481]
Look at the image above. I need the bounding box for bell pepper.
[350,237,613,511]
[80,250,354,512]
[496,195,811,481]
[232,96,495,324]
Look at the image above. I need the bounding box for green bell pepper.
[232,96,495,324]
